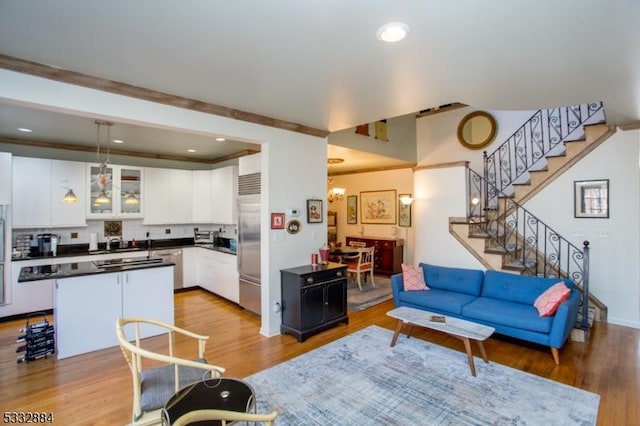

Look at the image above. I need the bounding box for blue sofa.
[390,263,581,364]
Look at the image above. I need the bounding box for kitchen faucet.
[106,236,123,251]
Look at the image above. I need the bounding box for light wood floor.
[0,288,638,425]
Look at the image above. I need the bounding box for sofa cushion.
[401,264,429,291]
[463,297,553,334]
[419,263,484,296]
[482,270,574,305]
[534,282,571,316]
[397,288,477,316]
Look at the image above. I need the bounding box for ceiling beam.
[0,136,259,165]
[0,53,330,139]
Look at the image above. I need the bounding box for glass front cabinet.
[87,164,143,218]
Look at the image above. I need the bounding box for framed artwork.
[360,190,397,224]
[271,212,285,229]
[327,211,337,227]
[574,179,609,218]
[398,193,412,227]
[307,199,323,223]
[347,195,357,224]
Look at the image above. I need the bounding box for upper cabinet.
[211,165,238,224]
[13,157,87,228]
[87,164,143,219]
[0,152,11,205]
[190,166,238,225]
[143,168,193,225]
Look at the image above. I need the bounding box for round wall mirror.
[457,111,497,150]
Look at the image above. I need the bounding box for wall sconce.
[399,194,414,206]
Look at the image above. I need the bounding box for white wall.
[525,129,640,328]
[330,169,413,261]
[329,113,417,162]
[0,69,327,336]
[416,104,640,328]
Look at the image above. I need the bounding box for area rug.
[244,325,599,425]
[347,275,392,311]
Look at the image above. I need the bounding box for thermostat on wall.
[287,208,300,217]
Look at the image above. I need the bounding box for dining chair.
[116,317,226,425]
[344,246,376,291]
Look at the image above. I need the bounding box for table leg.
[390,320,404,347]
[462,338,477,377]
[476,340,489,363]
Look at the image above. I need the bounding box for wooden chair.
[171,409,278,426]
[344,246,375,291]
[116,317,226,426]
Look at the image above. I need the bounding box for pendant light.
[124,191,139,205]
[61,180,79,204]
[62,189,79,204]
[93,120,113,205]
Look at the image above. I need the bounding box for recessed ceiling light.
[112,139,124,144]
[187,149,196,153]
[17,127,33,133]
[376,22,410,42]
[215,137,226,142]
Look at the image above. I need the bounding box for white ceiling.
[0,0,638,172]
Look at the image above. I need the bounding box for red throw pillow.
[534,282,571,316]
[401,264,429,291]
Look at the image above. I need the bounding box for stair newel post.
[582,241,590,332]
[482,151,489,212]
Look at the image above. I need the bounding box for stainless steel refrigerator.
[238,173,261,315]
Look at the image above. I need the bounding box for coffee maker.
[36,233,60,256]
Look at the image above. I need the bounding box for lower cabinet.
[54,266,174,359]
[196,248,239,303]
[346,236,404,275]
[280,263,348,342]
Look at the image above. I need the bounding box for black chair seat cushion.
[140,358,209,412]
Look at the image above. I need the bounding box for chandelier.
[93,120,139,206]
[327,158,345,203]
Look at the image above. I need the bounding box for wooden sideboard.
[345,236,404,276]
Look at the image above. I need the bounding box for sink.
[93,257,164,269]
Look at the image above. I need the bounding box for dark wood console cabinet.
[345,236,404,276]
[280,263,348,342]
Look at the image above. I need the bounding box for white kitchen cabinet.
[12,157,86,228]
[12,157,50,227]
[87,163,143,219]
[211,166,238,224]
[54,265,174,359]
[196,248,239,303]
[51,160,87,226]
[182,247,198,288]
[192,170,213,223]
[170,169,193,223]
[143,168,193,224]
[0,152,11,204]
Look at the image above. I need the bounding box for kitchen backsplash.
[12,219,236,248]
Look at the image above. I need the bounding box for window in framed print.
[574,179,609,218]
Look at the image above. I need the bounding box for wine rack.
[16,312,55,363]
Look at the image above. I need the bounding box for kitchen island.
[19,256,175,359]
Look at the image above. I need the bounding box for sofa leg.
[550,347,560,365]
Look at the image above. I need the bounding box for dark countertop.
[12,237,235,261]
[18,256,175,282]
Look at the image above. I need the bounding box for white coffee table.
[387,306,495,377]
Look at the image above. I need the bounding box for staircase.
[449,102,615,341]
